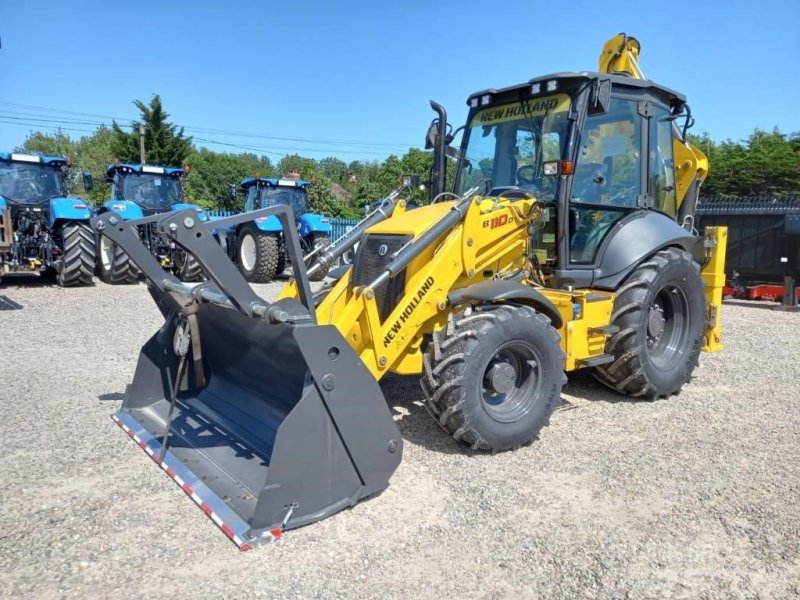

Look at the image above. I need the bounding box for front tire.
[96,232,139,284]
[56,221,95,287]
[236,226,279,283]
[305,233,331,282]
[421,304,566,451]
[594,247,705,399]
[174,250,203,282]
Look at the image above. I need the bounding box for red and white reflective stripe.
[112,414,282,550]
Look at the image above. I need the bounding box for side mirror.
[82,172,94,192]
[226,183,237,200]
[588,78,611,115]
[425,122,438,150]
[402,174,420,188]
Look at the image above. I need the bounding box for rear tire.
[97,232,139,284]
[56,221,95,287]
[421,304,566,451]
[305,233,331,282]
[174,250,203,282]
[236,226,279,282]
[594,248,705,399]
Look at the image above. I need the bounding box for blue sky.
[1,1,798,163]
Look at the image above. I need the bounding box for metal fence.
[205,210,238,219]
[329,218,359,241]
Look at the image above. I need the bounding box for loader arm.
[286,193,543,379]
[598,33,709,213]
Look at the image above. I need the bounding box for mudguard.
[593,211,701,289]
[101,200,144,220]
[49,197,92,227]
[252,214,284,232]
[448,279,563,328]
[171,202,208,222]
[298,213,332,238]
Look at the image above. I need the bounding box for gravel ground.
[0,275,799,599]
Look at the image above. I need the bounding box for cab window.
[571,98,641,206]
[569,97,642,264]
[245,186,259,212]
[649,106,677,216]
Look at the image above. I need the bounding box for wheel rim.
[481,341,543,423]
[240,233,256,271]
[647,284,689,369]
[100,236,113,270]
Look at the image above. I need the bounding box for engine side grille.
[352,234,412,322]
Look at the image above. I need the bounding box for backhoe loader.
[97,33,726,549]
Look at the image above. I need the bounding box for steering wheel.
[498,187,535,200]
[17,179,42,200]
[517,164,547,191]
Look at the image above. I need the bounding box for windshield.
[259,186,309,216]
[455,93,571,202]
[120,173,183,209]
[0,161,67,204]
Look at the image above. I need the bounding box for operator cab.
[106,163,185,211]
[241,176,311,219]
[452,72,691,288]
[0,153,69,207]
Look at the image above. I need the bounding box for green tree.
[74,127,116,203]
[319,157,348,183]
[183,148,274,210]
[694,127,800,196]
[307,175,359,218]
[111,94,192,166]
[16,129,75,157]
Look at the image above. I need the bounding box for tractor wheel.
[236,226,279,283]
[275,246,287,276]
[174,250,203,282]
[305,233,331,282]
[421,304,566,451]
[96,233,140,284]
[56,221,95,287]
[594,248,705,400]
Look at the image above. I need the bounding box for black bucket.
[116,302,403,547]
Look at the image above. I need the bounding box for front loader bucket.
[94,207,403,549]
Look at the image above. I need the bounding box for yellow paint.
[700,226,727,352]
[280,191,624,380]
[470,94,571,127]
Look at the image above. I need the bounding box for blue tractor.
[95,163,206,283]
[0,152,95,286]
[218,176,332,282]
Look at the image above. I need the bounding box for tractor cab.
[106,163,186,213]
[0,153,70,208]
[241,176,311,221]
[445,72,700,290]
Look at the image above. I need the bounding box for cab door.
[567,96,645,266]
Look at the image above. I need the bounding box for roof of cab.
[0,152,69,166]
[240,177,311,189]
[105,163,185,178]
